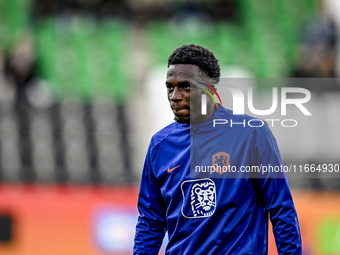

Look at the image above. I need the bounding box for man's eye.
[167,86,174,91]
[183,85,190,90]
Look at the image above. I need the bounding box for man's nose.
[170,87,182,101]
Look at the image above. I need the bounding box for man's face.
[166,64,203,124]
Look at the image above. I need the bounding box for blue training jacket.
[134,105,302,255]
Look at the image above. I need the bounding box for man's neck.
[190,103,217,125]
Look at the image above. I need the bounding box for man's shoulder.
[216,105,273,136]
[150,122,188,147]
[217,105,261,122]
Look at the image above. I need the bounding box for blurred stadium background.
[0,0,339,254]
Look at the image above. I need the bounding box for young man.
[134,44,302,254]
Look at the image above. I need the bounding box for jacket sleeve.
[133,143,167,255]
[253,125,302,255]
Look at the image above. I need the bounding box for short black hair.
[167,44,221,83]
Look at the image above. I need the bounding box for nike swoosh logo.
[167,165,181,173]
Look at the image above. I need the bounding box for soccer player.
[133,44,302,254]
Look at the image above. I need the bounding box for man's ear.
[209,80,217,93]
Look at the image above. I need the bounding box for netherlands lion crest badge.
[212,152,230,175]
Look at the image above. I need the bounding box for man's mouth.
[172,108,189,114]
